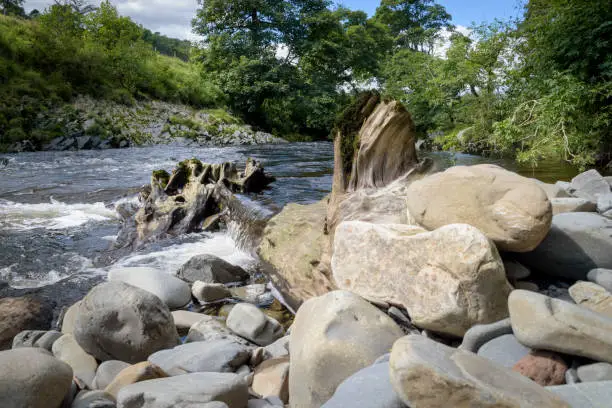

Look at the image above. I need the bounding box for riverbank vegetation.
[1,0,610,168]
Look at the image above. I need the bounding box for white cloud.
[433,25,471,58]
[24,0,200,40]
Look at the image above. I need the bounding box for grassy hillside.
[0,4,224,150]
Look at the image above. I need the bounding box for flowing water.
[0,142,578,291]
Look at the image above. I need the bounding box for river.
[0,142,578,291]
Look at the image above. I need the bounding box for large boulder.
[389,335,569,408]
[518,212,612,280]
[332,221,511,337]
[0,348,73,408]
[176,254,250,284]
[73,281,179,363]
[117,372,249,408]
[405,164,552,252]
[289,291,404,408]
[258,199,335,311]
[570,169,610,202]
[108,267,191,309]
[509,290,612,363]
[0,295,54,350]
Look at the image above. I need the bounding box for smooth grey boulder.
[570,169,610,202]
[72,390,116,408]
[477,334,531,368]
[108,267,191,309]
[116,372,248,408]
[0,348,73,408]
[390,335,570,408]
[548,381,612,407]
[226,303,284,346]
[148,340,251,375]
[518,213,612,280]
[53,334,98,389]
[74,281,179,364]
[597,193,612,214]
[93,360,131,390]
[509,290,612,363]
[551,197,597,215]
[186,315,253,346]
[577,362,612,382]
[192,281,232,303]
[263,336,289,359]
[12,330,62,351]
[587,268,612,293]
[322,360,406,408]
[459,318,512,352]
[176,254,250,284]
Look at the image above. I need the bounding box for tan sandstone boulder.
[569,281,612,317]
[289,291,403,408]
[406,164,552,252]
[332,221,511,337]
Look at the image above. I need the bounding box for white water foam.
[0,198,118,230]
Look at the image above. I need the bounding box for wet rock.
[406,164,552,252]
[230,284,271,305]
[148,340,251,375]
[548,381,612,407]
[0,348,73,408]
[509,290,612,363]
[569,281,612,317]
[72,390,116,408]
[116,372,248,408]
[192,281,231,303]
[289,291,403,408]
[587,268,612,292]
[577,362,612,382]
[12,330,62,351]
[389,335,570,408]
[105,361,167,398]
[459,318,513,352]
[552,197,597,215]
[570,169,610,203]
[73,281,179,363]
[226,303,284,346]
[108,267,191,309]
[93,360,131,390]
[186,315,253,346]
[0,295,54,350]
[332,221,511,337]
[177,254,250,284]
[52,334,98,389]
[518,212,612,280]
[477,334,531,368]
[512,351,567,386]
[252,357,289,403]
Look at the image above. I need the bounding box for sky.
[24,0,525,41]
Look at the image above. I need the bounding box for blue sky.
[338,0,525,27]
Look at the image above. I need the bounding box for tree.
[1,0,25,17]
[54,0,97,15]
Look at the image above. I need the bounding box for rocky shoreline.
[3,96,612,407]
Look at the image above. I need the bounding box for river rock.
[252,357,289,403]
[226,303,284,346]
[230,284,271,305]
[186,315,253,346]
[105,361,167,398]
[535,180,572,200]
[518,212,612,280]
[258,199,335,311]
[477,334,531,368]
[570,169,610,202]
[548,381,612,407]
[12,330,62,351]
[73,281,179,363]
[53,334,98,389]
[0,347,73,408]
[587,268,612,292]
[148,340,251,375]
[176,254,250,284]
[93,360,131,390]
[504,260,531,280]
[72,390,116,408]
[192,281,231,303]
[569,281,612,317]
[0,295,54,350]
[263,336,289,359]
[248,397,283,408]
[322,359,405,408]
[61,301,81,334]
[459,318,513,352]
[512,351,567,386]
[171,310,210,331]
[332,221,511,336]
[577,362,612,382]
[116,372,248,408]
[389,335,570,408]
[597,193,612,214]
[509,290,612,363]
[289,291,403,408]
[108,267,191,309]
[405,164,552,252]
[551,197,597,215]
